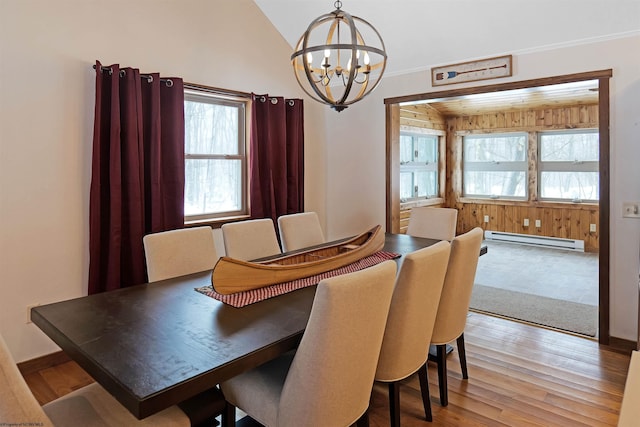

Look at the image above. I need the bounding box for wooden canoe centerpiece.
[211,225,385,295]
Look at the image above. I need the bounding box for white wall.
[323,34,640,342]
[0,0,327,362]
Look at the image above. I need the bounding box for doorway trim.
[384,69,612,344]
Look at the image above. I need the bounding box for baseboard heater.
[484,231,585,252]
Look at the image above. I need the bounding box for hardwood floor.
[24,312,630,426]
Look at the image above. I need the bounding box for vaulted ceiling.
[253,0,639,77]
[253,1,637,113]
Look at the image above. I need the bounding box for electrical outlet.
[483,215,489,223]
[523,218,530,227]
[590,223,597,232]
[623,202,640,218]
[535,219,541,228]
[26,304,40,324]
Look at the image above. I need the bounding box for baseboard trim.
[608,337,638,355]
[17,350,70,375]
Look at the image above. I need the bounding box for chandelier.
[291,1,387,112]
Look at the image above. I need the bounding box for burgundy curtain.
[88,60,185,294]
[249,94,304,225]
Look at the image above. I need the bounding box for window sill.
[458,198,599,209]
[401,198,445,210]
[185,214,251,229]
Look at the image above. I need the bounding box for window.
[463,133,527,199]
[184,90,249,221]
[399,132,439,202]
[539,130,599,202]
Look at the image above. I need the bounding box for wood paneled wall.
[457,202,599,252]
[446,105,599,131]
[399,104,446,130]
[399,103,600,252]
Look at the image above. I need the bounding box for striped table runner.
[196,251,400,308]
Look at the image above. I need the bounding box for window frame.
[183,89,251,224]
[462,132,529,201]
[398,127,446,208]
[399,130,440,202]
[538,129,599,203]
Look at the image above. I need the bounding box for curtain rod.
[92,66,252,97]
[93,65,174,87]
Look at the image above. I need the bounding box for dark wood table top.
[31,233,441,419]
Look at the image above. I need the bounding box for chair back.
[143,226,217,282]
[376,241,451,382]
[278,260,397,427]
[618,351,640,427]
[221,218,282,261]
[407,207,458,241]
[431,227,484,345]
[278,212,325,252]
[0,334,53,425]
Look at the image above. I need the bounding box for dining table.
[31,233,483,420]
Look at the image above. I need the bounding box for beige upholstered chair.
[428,227,484,407]
[406,207,459,241]
[143,226,218,282]
[0,333,226,426]
[220,260,398,427]
[375,241,451,426]
[221,218,282,261]
[277,212,325,252]
[618,351,640,427]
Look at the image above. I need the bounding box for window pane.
[399,135,413,163]
[185,159,242,215]
[463,171,526,197]
[464,135,526,162]
[415,171,437,197]
[184,101,239,155]
[415,136,438,163]
[400,132,440,201]
[400,171,413,200]
[540,132,598,162]
[540,172,599,201]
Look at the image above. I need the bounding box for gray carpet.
[470,284,598,337]
[474,240,598,305]
[471,240,599,337]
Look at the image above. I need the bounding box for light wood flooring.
[24,312,631,426]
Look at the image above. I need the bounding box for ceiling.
[253,1,637,112]
[413,80,600,116]
[253,0,640,77]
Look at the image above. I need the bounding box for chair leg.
[436,344,448,407]
[418,364,433,422]
[354,409,370,427]
[221,404,235,427]
[457,334,469,379]
[388,382,401,427]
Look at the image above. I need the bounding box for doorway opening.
[384,70,612,343]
